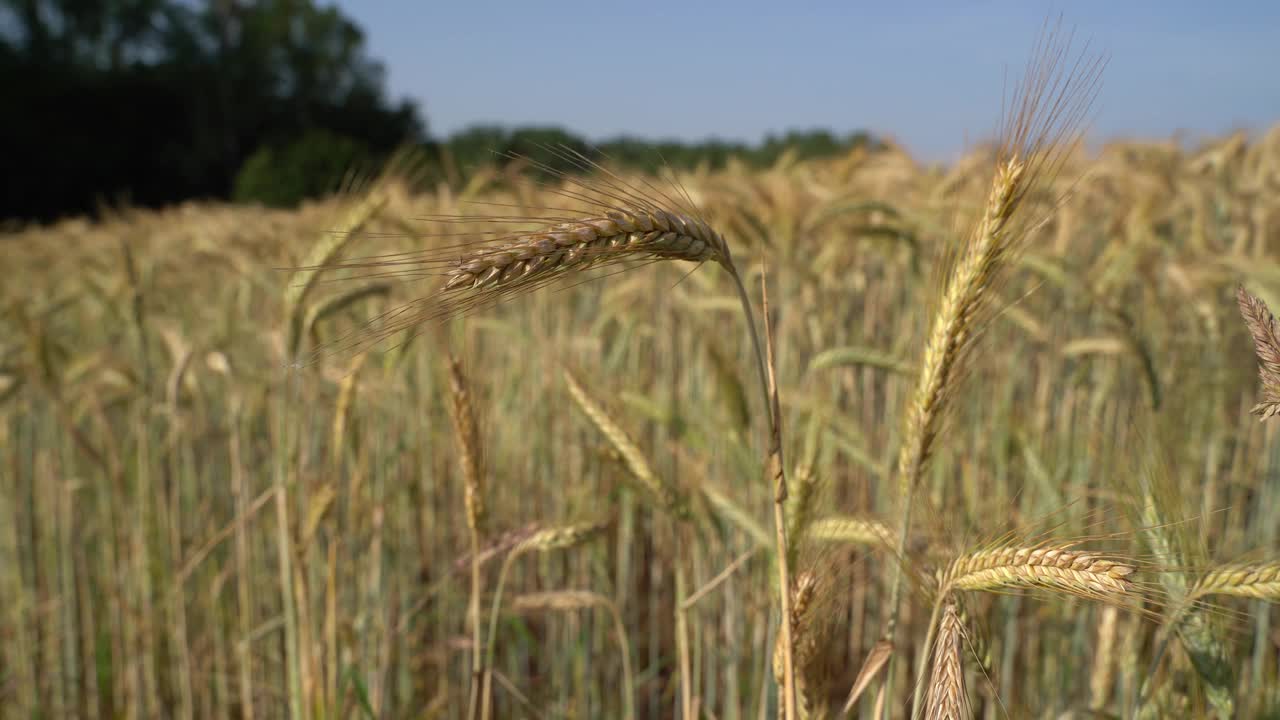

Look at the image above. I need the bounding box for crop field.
[4,37,1280,720]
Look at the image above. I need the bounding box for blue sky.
[334,1,1280,162]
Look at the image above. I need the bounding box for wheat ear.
[442,207,730,291]
[563,369,686,516]
[882,23,1103,713]
[808,515,894,546]
[1193,562,1280,601]
[940,544,1135,599]
[774,571,820,719]
[923,603,972,720]
[305,154,737,362]
[1235,285,1280,418]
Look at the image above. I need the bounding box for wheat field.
[4,36,1280,719]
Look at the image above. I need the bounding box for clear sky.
[333,1,1280,162]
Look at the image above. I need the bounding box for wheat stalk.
[445,355,486,720]
[923,603,972,720]
[447,356,486,535]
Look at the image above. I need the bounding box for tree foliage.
[2,0,423,220]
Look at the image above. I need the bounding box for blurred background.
[4,0,1279,223]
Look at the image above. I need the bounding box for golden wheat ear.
[1235,285,1280,418]
[923,603,972,720]
[293,144,731,364]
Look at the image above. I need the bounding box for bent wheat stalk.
[304,145,800,717]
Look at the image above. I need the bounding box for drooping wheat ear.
[808,515,894,546]
[443,207,732,292]
[924,603,972,720]
[1235,285,1280,418]
[511,591,635,720]
[940,544,1135,600]
[447,355,485,535]
[1193,561,1280,600]
[302,148,743,365]
[564,369,686,517]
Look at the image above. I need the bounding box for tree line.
[2,0,874,222]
